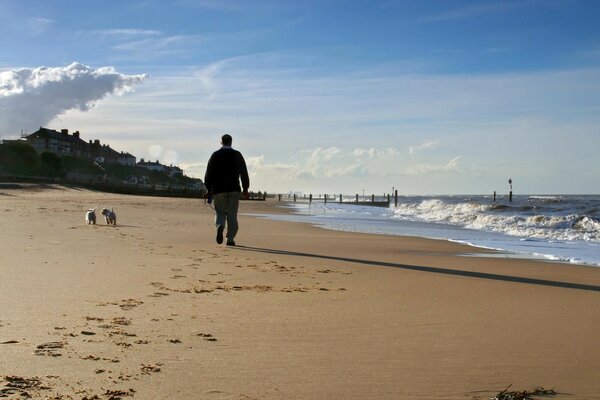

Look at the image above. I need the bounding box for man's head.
[221,134,233,146]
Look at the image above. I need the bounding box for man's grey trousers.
[213,191,241,241]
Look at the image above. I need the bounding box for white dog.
[85,208,97,225]
[101,208,117,225]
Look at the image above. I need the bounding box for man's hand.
[242,189,249,200]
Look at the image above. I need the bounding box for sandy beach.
[1,184,599,399]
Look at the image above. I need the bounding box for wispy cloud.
[420,2,530,22]
[404,155,462,175]
[408,140,441,157]
[353,147,399,160]
[27,17,54,36]
[89,29,162,38]
[114,34,203,52]
[175,0,245,12]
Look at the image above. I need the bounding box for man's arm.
[237,152,250,198]
[204,154,214,195]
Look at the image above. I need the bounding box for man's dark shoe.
[226,240,236,246]
[216,226,224,244]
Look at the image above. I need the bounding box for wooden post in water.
[508,178,513,202]
[493,191,496,202]
[324,194,327,204]
[394,190,398,207]
[371,194,375,202]
[339,194,342,204]
[293,194,296,202]
[309,194,312,203]
[278,194,282,201]
[355,194,358,203]
[387,194,390,205]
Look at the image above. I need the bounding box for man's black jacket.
[204,147,249,195]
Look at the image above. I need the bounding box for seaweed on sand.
[492,385,559,400]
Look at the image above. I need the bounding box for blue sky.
[1,0,599,194]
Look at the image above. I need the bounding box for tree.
[0,142,39,168]
[41,151,64,176]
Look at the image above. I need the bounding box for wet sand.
[1,184,599,399]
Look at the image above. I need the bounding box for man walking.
[204,134,250,246]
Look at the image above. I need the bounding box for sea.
[251,195,600,267]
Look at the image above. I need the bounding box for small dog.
[85,208,97,225]
[101,208,117,225]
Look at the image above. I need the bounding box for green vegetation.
[0,141,198,188]
[0,142,63,178]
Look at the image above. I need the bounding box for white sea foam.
[270,195,600,266]
[392,199,600,242]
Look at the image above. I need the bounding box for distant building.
[23,127,129,166]
[19,128,194,184]
[137,158,165,172]
[188,178,206,191]
[117,152,136,166]
[24,128,90,159]
[165,165,183,177]
[100,144,119,165]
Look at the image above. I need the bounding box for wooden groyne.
[278,190,399,208]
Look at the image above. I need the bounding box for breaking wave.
[392,197,600,242]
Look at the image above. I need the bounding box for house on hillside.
[100,144,119,165]
[165,165,183,177]
[24,128,90,159]
[117,152,136,166]
[23,127,129,166]
[188,178,206,191]
[137,158,165,172]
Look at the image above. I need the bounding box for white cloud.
[352,147,376,159]
[178,161,207,178]
[306,146,341,163]
[408,140,441,156]
[0,62,146,136]
[27,17,54,36]
[326,162,369,178]
[420,2,533,22]
[90,29,162,38]
[113,34,203,55]
[405,155,462,175]
[353,147,399,160]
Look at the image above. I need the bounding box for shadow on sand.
[233,245,600,293]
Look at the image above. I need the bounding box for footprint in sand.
[111,317,131,326]
[103,389,135,398]
[148,292,169,297]
[119,299,143,310]
[0,375,51,398]
[196,333,218,342]
[140,363,162,375]
[34,341,64,357]
[84,316,105,322]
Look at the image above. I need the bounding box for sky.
[1,0,599,194]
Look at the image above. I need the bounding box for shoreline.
[1,185,599,399]
[252,199,600,268]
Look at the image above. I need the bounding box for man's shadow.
[232,245,600,293]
